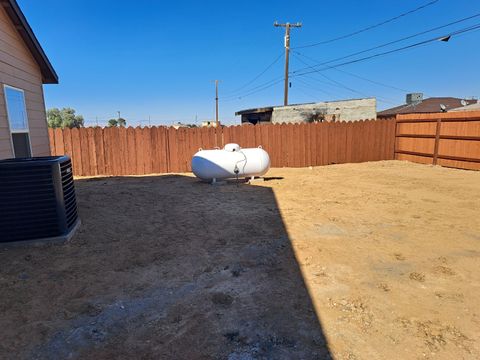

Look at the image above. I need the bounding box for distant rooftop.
[449,102,480,112]
[236,98,375,116]
[378,95,477,117]
[235,106,274,116]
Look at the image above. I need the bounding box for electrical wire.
[219,13,480,103]
[293,51,410,93]
[294,55,362,95]
[294,77,338,97]
[294,78,394,105]
[293,83,320,101]
[295,77,339,97]
[294,0,440,49]
[296,12,480,69]
[222,76,282,97]
[291,23,480,77]
[328,67,409,93]
[220,77,284,101]
[219,5,449,101]
[291,52,397,104]
[222,52,284,95]
[293,51,439,100]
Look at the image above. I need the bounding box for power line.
[293,50,435,100]
[295,77,396,105]
[223,52,284,95]
[291,23,480,77]
[292,52,364,95]
[294,77,339,97]
[297,12,480,69]
[220,78,285,102]
[293,82,321,101]
[293,50,410,93]
[294,0,440,49]
[291,52,397,104]
[222,13,480,101]
[220,38,404,103]
[216,24,294,102]
[219,13,480,104]
[221,75,284,100]
[298,74,347,94]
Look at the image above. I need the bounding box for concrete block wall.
[271,98,377,124]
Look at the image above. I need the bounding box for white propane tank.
[192,143,270,181]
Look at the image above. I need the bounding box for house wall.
[271,98,377,124]
[0,5,49,159]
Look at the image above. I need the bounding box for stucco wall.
[0,5,49,159]
[271,98,377,124]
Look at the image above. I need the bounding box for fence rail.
[48,112,480,176]
[49,119,396,176]
[394,111,480,170]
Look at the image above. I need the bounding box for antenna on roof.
[461,99,467,106]
[440,104,447,112]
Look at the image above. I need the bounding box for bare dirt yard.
[0,160,479,359]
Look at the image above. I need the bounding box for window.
[4,85,31,157]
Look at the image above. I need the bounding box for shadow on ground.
[0,175,332,359]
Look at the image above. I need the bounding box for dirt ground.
[0,160,479,359]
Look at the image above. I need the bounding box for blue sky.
[19,0,480,126]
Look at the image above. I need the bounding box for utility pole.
[213,80,222,147]
[214,80,219,128]
[117,111,121,120]
[274,21,302,106]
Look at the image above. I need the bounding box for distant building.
[449,101,480,112]
[236,98,376,125]
[201,120,219,128]
[377,93,477,119]
[172,122,188,129]
[172,122,197,129]
[236,107,275,125]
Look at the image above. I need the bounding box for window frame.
[3,84,32,157]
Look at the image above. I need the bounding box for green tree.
[47,107,84,128]
[107,118,127,127]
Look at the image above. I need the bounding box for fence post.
[48,129,55,155]
[432,118,442,165]
[393,116,398,160]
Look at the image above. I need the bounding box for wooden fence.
[395,111,480,171]
[49,119,396,176]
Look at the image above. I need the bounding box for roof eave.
[1,0,58,84]
[235,107,275,116]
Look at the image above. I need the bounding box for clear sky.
[19,0,480,127]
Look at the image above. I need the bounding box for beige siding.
[0,6,50,159]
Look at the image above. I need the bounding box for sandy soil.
[0,160,479,359]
